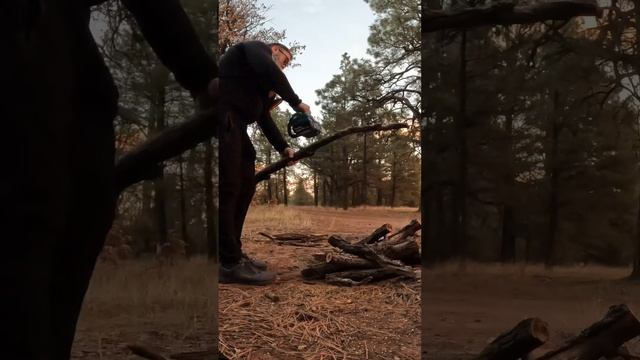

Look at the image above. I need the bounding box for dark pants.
[1,4,117,359]
[219,111,257,265]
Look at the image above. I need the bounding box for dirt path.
[219,205,421,359]
[424,263,640,359]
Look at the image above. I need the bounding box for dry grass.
[219,205,421,360]
[72,257,216,359]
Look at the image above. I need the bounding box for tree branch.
[114,105,216,194]
[255,123,409,183]
[422,1,601,33]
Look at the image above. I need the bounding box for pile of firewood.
[301,220,421,286]
[472,304,640,360]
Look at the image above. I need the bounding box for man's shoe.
[241,253,267,270]
[219,259,275,285]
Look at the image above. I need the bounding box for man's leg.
[232,134,259,259]
[49,105,117,360]
[218,114,274,284]
[218,112,244,266]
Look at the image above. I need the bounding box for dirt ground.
[71,259,216,359]
[219,205,422,360]
[423,263,640,359]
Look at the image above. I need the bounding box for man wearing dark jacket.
[218,41,310,285]
[0,1,216,359]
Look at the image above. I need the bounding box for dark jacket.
[218,40,301,153]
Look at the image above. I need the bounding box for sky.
[264,0,377,116]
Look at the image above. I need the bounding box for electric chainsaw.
[287,112,321,138]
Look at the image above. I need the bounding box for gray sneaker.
[219,258,275,285]
[241,253,267,270]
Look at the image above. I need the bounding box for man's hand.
[294,102,311,113]
[282,147,297,166]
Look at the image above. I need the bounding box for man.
[0,1,215,359]
[218,41,310,285]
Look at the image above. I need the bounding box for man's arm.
[121,0,216,95]
[257,111,289,155]
[242,41,302,109]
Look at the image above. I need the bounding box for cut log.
[474,318,549,360]
[255,123,409,182]
[387,219,422,242]
[355,224,393,245]
[422,1,601,33]
[536,304,640,360]
[301,253,377,280]
[329,235,402,268]
[372,239,421,265]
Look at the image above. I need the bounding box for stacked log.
[301,220,421,285]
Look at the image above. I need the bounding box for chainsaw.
[287,112,321,138]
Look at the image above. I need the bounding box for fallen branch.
[422,1,601,33]
[255,123,409,182]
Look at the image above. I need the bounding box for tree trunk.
[501,113,516,263]
[314,170,319,206]
[391,150,397,208]
[153,173,168,246]
[453,29,468,258]
[342,145,349,210]
[362,132,368,206]
[150,70,168,247]
[141,181,154,253]
[204,139,216,260]
[545,90,560,267]
[283,167,288,206]
[178,155,191,256]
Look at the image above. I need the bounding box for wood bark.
[114,106,217,194]
[536,304,640,360]
[355,223,393,245]
[388,219,422,243]
[254,123,409,182]
[327,235,416,278]
[475,318,549,360]
[422,1,600,33]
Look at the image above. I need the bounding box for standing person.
[0,1,216,359]
[218,41,310,285]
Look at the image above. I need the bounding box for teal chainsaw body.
[287,112,321,138]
